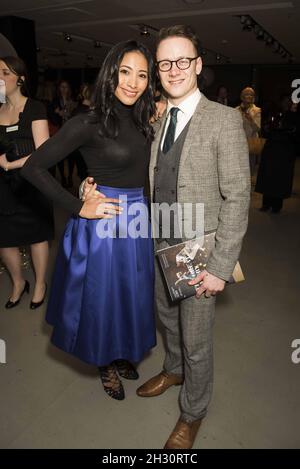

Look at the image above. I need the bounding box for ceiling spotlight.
[272,41,280,52]
[254,25,264,40]
[242,18,253,31]
[265,36,273,46]
[216,54,221,61]
[94,40,101,48]
[64,33,72,42]
[140,25,150,36]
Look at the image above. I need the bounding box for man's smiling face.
[157,36,202,106]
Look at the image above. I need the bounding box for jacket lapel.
[177,93,209,177]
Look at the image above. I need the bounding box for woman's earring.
[17,78,24,86]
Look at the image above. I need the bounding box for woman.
[69,83,93,181]
[48,80,77,187]
[255,96,298,213]
[0,56,54,309]
[21,40,157,401]
[236,87,261,177]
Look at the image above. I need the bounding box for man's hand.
[188,269,225,299]
[150,100,167,123]
[81,176,105,201]
[79,183,123,220]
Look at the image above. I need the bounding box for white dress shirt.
[160,88,201,150]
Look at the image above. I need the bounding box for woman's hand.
[0,153,9,171]
[79,183,123,219]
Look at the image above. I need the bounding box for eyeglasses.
[157,56,199,72]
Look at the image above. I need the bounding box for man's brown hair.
[156,25,200,55]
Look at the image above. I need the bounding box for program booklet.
[156,232,245,302]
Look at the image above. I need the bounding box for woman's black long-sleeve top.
[21,100,151,215]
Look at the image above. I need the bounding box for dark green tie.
[163,107,179,154]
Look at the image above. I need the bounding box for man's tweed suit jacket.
[149,94,251,281]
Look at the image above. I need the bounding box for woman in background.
[255,96,299,213]
[0,56,53,309]
[48,80,77,187]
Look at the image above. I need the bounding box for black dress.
[255,111,298,200]
[0,98,54,248]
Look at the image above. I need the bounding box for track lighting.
[242,17,253,31]
[236,15,292,61]
[64,33,72,42]
[140,25,150,36]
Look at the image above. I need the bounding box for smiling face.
[114,51,149,106]
[156,36,202,106]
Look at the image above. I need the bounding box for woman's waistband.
[96,185,145,202]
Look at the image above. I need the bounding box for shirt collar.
[166,88,201,117]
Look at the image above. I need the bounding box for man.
[136,25,250,449]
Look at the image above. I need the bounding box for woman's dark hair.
[89,40,156,142]
[0,55,29,96]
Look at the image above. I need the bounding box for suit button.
[172,167,175,171]
[171,190,175,194]
[154,166,159,172]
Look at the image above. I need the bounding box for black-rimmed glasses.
[157,56,199,72]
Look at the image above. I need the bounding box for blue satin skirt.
[46,186,156,366]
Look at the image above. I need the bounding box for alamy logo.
[291,79,300,104]
[96,198,205,240]
[0,339,6,364]
[291,339,300,364]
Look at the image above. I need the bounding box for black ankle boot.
[98,365,125,400]
[113,359,139,380]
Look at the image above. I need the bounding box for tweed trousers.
[155,241,216,422]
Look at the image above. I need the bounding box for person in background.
[215,85,230,106]
[255,95,299,213]
[236,87,261,177]
[48,80,77,187]
[68,83,93,182]
[0,56,54,310]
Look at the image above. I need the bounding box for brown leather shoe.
[164,417,202,449]
[136,371,183,397]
